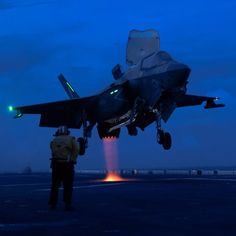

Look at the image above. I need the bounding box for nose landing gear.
[77,112,95,156]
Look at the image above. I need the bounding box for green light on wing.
[66,82,75,92]
[8,106,13,112]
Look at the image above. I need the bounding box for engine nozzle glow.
[102,137,124,182]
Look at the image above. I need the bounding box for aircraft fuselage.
[91,58,190,130]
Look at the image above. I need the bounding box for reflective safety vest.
[50,135,80,163]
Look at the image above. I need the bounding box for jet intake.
[112,64,123,80]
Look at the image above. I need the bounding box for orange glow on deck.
[102,137,124,182]
[103,172,124,182]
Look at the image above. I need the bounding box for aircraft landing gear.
[78,111,95,155]
[157,130,172,150]
[156,112,172,150]
[127,124,138,136]
[77,137,86,155]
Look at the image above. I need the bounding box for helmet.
[54,126,70,136]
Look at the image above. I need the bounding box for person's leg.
[63,164,75,210]
[49,165,61,209]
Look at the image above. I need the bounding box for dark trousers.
[49,162,75,206]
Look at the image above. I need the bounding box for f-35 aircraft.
[10,29,224,154]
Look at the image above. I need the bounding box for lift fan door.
[126,29,160,66]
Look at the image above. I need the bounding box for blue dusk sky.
[0,0,235,172]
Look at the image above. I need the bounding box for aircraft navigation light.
[66,82,74,92]
[8,106,13,112]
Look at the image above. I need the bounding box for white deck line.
[36,182,126,192]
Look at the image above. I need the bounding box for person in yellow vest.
[49,126,80,211]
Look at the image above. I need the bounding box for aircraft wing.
[11,96,97,128]
[176,94,225,109]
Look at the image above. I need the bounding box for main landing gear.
[157,129,172,150]
[77,137,86,155]
[156,112,172,150]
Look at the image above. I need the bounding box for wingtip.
[204,99,225,109]
[8,105,14,112]
[58,73,64,79]
[9,106,23,118]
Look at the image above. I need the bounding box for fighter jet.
[9,29,224,154]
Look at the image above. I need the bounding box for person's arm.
[70,137,80,163]
[50,141,54,160]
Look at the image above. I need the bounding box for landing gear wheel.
[162,132,172,150]
[77,137,86,155]
[155,112,172,150]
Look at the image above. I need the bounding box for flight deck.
[1,171,236,236]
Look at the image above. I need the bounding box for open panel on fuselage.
[126,29,160,66]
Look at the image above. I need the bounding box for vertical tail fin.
[58,73,80,99]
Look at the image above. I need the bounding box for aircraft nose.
[168,64,191,84]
